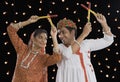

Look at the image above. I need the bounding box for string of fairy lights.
[0,0,120,82]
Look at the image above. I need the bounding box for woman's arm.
[7,15,40,53]
[72,22,92,53]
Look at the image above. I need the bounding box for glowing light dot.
[4,61,8,64]
[53,69,55,72]
[52,2,55,5]
[76,3,79,5]
[49,11,52,14]
[28,5,32,8]
[78,19,80,22]
[11,3,14,6]
[114,68,117,71]
[66,7,69,10]
[40,0,42,3]
[79,27,82,29]
[62,0,65,2]
[118,60,120,63]
[7,52,10,55]
[52,77,54,79]
[93,54,96,57]
[6,71,10,75]
[5,1,8,5]
[14,20,17,23]
[116,52,119,55]
[39,8,42,11]
[107,5,110,8]
[94,4,97,7]
[118,26,120,29]
[51,44,53,47]
[3,32,7,35]
[107,13,110,15]
[114,18,117,21]
[98,62,101,65]
[112,76,115,79]
[98,29,101,32]
[115,43,118,46]
[116,10,119,13]
[106,74,109,78]
[105,58,108,61]
[100,70,103,73]
[38,25,41,28]
[106,65,110,69]
[15,12,18,15]
[93,21,96,23]
[5,21,8,24]
[49,36,52,38]
[107,48,110,51]
[4,42,8,45]
[73,11,76,14]
[3,12,7,15]
[22,12,26,15]
[23,33,26,36]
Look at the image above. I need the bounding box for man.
[49,13,114,82]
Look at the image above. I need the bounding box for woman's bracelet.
[18,22,23,29]
[53,47,59,53]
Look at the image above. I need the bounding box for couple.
[7,13,114,82]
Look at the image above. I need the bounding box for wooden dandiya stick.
[81,4,97,16]
[38,14,58,20]
[87,2,91,22]
[47,14,56,28]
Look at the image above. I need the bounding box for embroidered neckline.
[20,51,38,69]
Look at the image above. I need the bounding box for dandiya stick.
[38,14,58,20]
[47,15,56,28]
[87,2,91,22]
[81,4,97,16]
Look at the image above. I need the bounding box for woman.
[7,15,61,82]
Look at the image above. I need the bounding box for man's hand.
[95,13,107,24]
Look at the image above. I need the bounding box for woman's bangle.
[18,22,23,29]
[53,47,59,53]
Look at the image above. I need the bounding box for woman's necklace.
[20,50,38,69]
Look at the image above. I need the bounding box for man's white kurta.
[56,34,114,82]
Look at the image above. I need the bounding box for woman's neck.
[31,45,41,53]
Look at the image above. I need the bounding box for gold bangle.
[18,22,23,29]
[53,48,59,53]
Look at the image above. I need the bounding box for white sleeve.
[85,34,114,51]
[58,44,73,59]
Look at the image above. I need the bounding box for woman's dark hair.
[33,28,48,38]
[65,26,77,38]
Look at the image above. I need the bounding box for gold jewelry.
[20,51,38,69]
[53,47,59,53]
[18,22,23,29]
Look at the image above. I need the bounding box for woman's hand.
[81,22,92,37]
[47,14,57,38]
[27,15,39,23]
